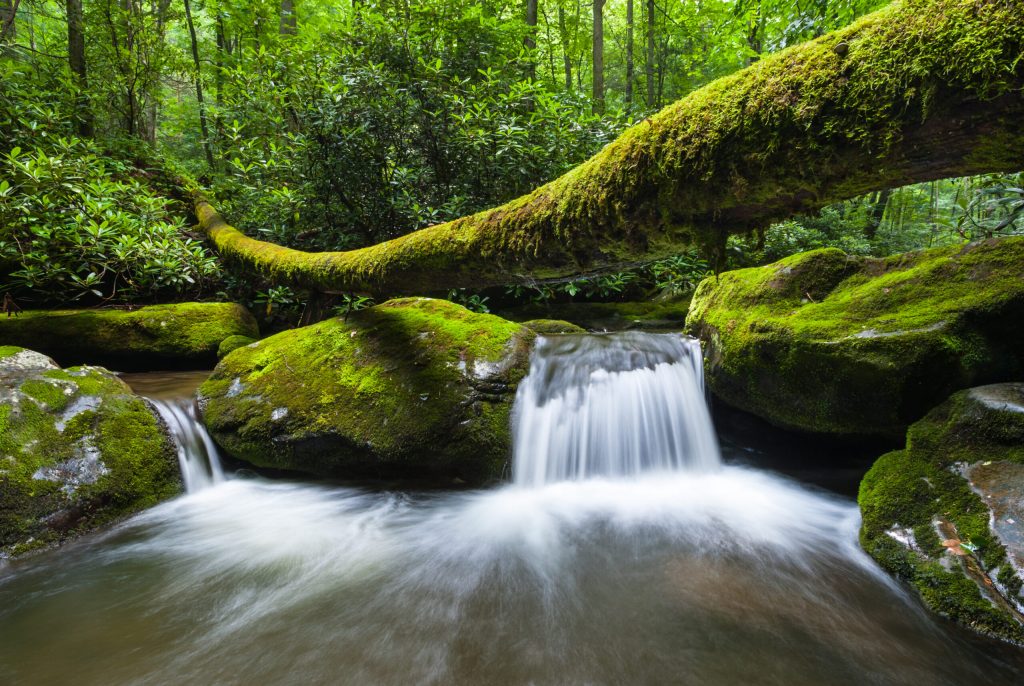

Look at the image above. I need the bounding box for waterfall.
[149,398,224,492]
[512,332,720,486]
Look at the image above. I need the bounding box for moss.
[858,384,1024,644]
[199,298,534,483]
[0,354,180,556]
[189,0,1024,295]
[217,335,257,359]
[0,303,259,370]
[521,320,588,335]
[685,236,1024,437]
[501,298,690,331]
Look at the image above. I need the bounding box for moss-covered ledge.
[0,303,258,371]
[194,0,1024,295]
[685,236,1024,438]
[859,384,1024,644]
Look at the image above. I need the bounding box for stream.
[0,335,1021,685]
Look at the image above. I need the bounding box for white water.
[1,339,1021,685]
[513,333,719,485]
[149,398,224,492]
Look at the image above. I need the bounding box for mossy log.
[195,0,1024,295]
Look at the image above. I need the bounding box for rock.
[499,298,690,332]
[0,303,259,371]
[685,237,1024,437]
[521,319,587,335]
[0,347,181,557]
[858,383,1024,644]
[217,334,257,359]
[198,298,535,483]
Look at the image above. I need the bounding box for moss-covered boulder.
[217,334,257,359]
[685,237,1024,437]
[0,303,259,371]
[521,319,588,335]
[0,346,181,557]
[500,298,690,332]
[859,384,1024,644]
[198,298,534,483]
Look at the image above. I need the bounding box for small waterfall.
[149,398,224,492]
[512,332,720,486]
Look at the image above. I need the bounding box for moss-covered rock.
[521,319,588,335]
[0,303,259,371]
[501,298,690,332]
[217,334,257,359]
[858,383,1024,644]
[198,298,534,483]
[685,237,1024,437]
[0,347,181,557]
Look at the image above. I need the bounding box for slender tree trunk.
[558,6,572,91]
[215,13,226,105]
[592,0,605,114]
[865,187,891,239]
[1,0,19,45]
[184,0,214,168]
[625,0,634,113]
[279,0,296,35]
[645,0,655,107]
[525,0,537,81]
[67,0,93,137]
[746,0,764,65]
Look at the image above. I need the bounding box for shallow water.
[2,341,1022,684]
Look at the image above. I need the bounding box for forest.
[2,1,1024,683]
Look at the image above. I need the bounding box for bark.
[625,0,634,112]
[184,0,214,169]
[525,0,538,81]
[591,0,605,114]
[1,0,19,44]
[67,0,93,137]
[558,6,572,91]
[645,0,654,108]
[191,0,1024,297]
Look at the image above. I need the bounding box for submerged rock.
[858,383,1024,644]
[685,237,1024,437]
[0,346,181,557]
[198,298,534,483]
[0,303,259,371]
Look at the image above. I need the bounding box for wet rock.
[685,237,1024,438]
[859,383,1024,644]
[0,346,180,557]
[199,298,534,483]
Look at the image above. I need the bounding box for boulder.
[198,298,534,483]
[685,237,1024,437]
[0,346,181,557]
[858,383,1024,644]
[521,319,587,335]
[0,303,259,371]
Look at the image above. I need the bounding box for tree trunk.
[279,0,296,35]
[625,0,634,112]
[1,0,19,45]
[865,188,891,239]
[558,6,572,91]
[525,0,538,81]
[184,0,214,169]
[191,0,1024,297]
[592,0,605,114]
[67,0,93,137]
[746,0,764,65]
[645,0,655,108]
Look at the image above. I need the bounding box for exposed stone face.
[858,383,1024,644]
[685,236,1024,438]
[0,347,181,558]
[198,298,534,484]
[0,303,259,371]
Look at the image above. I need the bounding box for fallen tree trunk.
[194,0,1024,296]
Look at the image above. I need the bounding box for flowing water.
[1,336,1022,685]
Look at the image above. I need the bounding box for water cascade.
[513,333,719,485]
[149,398,224,492]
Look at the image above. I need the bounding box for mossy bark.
[194,0,1024,295]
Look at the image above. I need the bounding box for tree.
[625,0,634,112]
[184,0,214,168]
[592,0,604,113]
[525,0,537,80]
[67,0,92,137]
[645,0,654,107]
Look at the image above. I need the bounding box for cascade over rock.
[685,236,1024,438]
[198,298,534,483]
[0,346,181,557]
[859,383,1024,644]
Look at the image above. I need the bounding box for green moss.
[501,299,690,331]
[858,384,1024,644]
[0,303,259,370]
[521,320,588,335]
[685,236,1024,437]
[191,0,1024,295]
[217,335,257,359]
[199,298,533,483]
[0,353,180,556]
